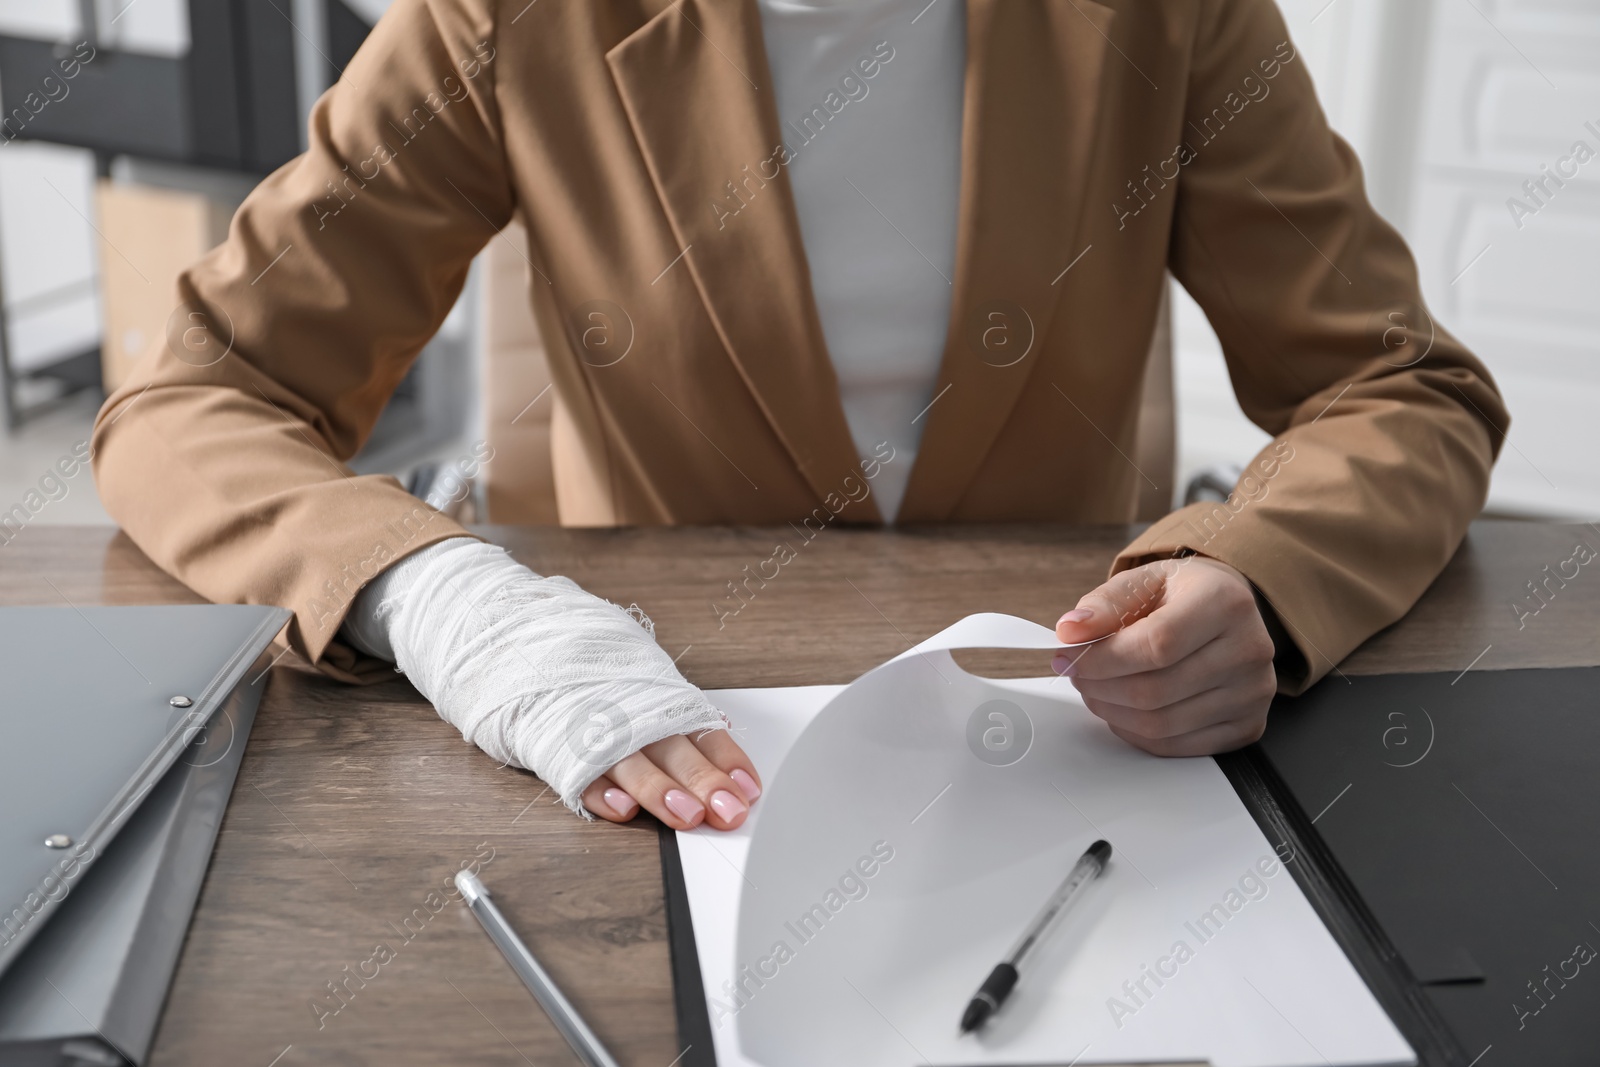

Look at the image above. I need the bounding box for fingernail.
[730,768,762,802]
[603,788,637,818]
[1059,608,1093,625]
[1052,656,1076,677]
[709,789,748,822]
[664,789,705,825]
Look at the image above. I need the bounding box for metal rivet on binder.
[45,834,72,849]
[169,695,193,708]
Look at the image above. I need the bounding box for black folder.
[661,666,1600,1066]
[1256,666,1600,1067]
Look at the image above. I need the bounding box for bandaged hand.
[342,538,762,829]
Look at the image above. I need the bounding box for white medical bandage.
[342,538,726,814]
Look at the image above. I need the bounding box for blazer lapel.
[607,0,882,521]
[897,0,1119,522]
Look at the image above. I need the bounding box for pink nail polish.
[709,789,748,822]
[1059,608,1093,625]
[664,789,705,825]
[603,788,637,818]
[730,768,762,802]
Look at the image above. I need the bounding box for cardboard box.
[94,181,233,393]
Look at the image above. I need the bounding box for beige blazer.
[479,221,1177,527]
[92,0,1508,691]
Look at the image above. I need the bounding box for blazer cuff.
[288,509,483,683]
[1251,583,1310,695]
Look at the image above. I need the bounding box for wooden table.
[6,521,1598,1066]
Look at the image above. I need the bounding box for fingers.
[644,733,753,830]
[693,729,763,803]
[1061,558,1261,680]
[1080,677,1272,742]
[581,773,640,823]
[1106,714,1267,758]
[1068,633,1239,709]
[1056,561,1171,644]
[603,732,760,832]
[585,724,763,832]
[1065,593,1227,679]
[606,748,710,830]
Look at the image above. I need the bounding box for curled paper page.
[726,613,1412,1067]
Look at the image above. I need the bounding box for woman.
[92,0,1506,833]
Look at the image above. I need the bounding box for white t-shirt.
[755,0,964,521]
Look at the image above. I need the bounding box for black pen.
[959,839,1112,1034]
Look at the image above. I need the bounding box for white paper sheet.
[680,614,1414,1067]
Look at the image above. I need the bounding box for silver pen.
[455,870,623,1067]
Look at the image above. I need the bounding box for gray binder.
[0,604,289,1066]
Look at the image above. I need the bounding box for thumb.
[1057,562,1169,643]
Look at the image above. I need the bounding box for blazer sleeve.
[91,0,510,681]
[1113,0,1510,693]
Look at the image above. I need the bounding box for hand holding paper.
[679,613,1413,1067]
[1057,555,1278,757]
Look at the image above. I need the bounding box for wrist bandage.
[342,538,726,814]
